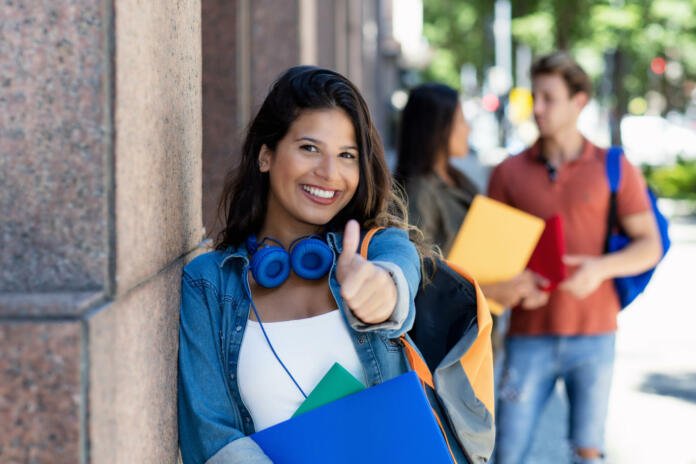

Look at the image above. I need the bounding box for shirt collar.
[529,136,594,165]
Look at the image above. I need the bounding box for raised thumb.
[338,219,360,270]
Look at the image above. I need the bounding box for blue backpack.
[604,147,671,308]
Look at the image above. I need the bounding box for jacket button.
[230,373,235,380]
[236,325,242,332]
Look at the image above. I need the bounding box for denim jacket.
[178,227,421,464]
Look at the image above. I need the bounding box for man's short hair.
[531,51,593,98]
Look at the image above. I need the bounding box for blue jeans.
[495,334,616,464]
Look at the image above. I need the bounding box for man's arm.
[560,210,662,299]
[602,210,663,277]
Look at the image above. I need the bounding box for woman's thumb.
[338,220,360,268]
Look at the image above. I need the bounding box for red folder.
[526,215,566,291]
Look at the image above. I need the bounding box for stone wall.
[201,0,301,238]
[0,1,203,462]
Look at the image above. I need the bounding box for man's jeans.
[495,334,616,464]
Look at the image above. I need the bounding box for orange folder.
[447,195,545,314]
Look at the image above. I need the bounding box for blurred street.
[527,209,696,463]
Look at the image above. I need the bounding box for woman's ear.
[258,145,272,173]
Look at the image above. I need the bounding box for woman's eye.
[340,152,357,160]
[300,144,319,153]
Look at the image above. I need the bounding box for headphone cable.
[242,266,308,399]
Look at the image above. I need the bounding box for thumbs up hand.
[336,220,397,324]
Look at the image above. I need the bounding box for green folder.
[292,362,365,417]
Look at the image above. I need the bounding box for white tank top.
[237,309,366,431]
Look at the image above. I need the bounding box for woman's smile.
[301,184,339,204]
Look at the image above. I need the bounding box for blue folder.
[251,371,454,463]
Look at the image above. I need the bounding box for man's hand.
[559,255,606,299]
[481,270,549,309]
[336,220,397,324]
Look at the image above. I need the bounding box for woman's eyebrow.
[295,136,358,151]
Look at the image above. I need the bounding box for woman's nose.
[315,154,338,180]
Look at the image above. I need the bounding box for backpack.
[360,229,495,464]
[604,147,671,308]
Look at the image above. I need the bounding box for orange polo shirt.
[487,138,650,336]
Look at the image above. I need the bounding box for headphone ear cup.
[291,238,333,280]
[250,246,290,288]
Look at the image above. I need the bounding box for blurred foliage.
[422,0,491,88]
[643,159,696,199]
[422,0,696,113]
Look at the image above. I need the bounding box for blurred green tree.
[644,159,696,200]
[422,0,696,116]
[422,0,492,88]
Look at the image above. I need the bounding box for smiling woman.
[177,66,426,464]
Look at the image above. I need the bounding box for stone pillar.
[201,0,238,241]
[202,0,300,240]
[0,1,203,463]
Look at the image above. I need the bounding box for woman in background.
[394,84,548,354]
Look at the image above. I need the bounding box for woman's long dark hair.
[394,83,460,187]
[215,66,416,251]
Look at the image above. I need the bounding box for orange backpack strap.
[400,336,434,389]
[359,227,384,259]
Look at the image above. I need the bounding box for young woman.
[394,84,548,353]
[394,83,479,256]
[178,66,422,464]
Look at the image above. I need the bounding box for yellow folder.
[447,195,545,314]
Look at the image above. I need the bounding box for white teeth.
[303,185,336,199]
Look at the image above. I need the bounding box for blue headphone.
[245,235,334,288]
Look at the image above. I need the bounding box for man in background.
[488,51,662,464]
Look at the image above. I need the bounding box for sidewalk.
[527,216,696,463]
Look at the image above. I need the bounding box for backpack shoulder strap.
[400,336,435,389]
[606,146,623,193]
[604,146,623,252]
[359,227,384,258]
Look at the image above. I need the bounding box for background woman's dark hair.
[215,65,416,250]
[394,83,460,187]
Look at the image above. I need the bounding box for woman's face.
[258,108,360,233]
[448,103,470,159]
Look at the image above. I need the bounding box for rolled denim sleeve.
[345,227,420,338]
[178,272,271,464]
